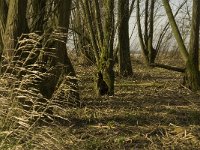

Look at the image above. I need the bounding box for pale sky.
[129,0,192,52]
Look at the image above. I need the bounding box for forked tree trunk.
[136,0,157,66]
[80,0,115,96]
[136,0,149,64]
[100,0,115,95]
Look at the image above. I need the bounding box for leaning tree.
[0,0,81,109]
[162,0,200,91]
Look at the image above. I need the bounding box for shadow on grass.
[82,95,192,110]
[48,92,199,128]
[54,107,200,128]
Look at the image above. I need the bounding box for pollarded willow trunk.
[100,0,115,95]
[101,60,115,95]
[49,0,80,106]
[80,0,115,96]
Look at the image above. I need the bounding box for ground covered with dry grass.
[69,59,200,150]
[1,56,200,149]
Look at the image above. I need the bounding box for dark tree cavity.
[97,71,109,96]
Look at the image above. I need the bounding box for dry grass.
[1,50,200,149]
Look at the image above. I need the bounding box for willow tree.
[162,0,200,90]
[80,0,115,95]
[0,0,80,105]
[0,33,3,56]
[2,0,29,59]
[41,0,80,104]
[30,0,46,33]
[136,0,156,65]
[118,0,133,77]
[0,0,7,56]
[71,0,96,64]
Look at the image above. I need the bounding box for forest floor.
[1,56,200,150]
[54,56,200,150]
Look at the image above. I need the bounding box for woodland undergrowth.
[0,38,200,149]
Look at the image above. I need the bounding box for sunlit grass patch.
[1,54,200,149]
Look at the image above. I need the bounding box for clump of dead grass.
[0,32,77,150]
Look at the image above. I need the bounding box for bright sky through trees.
[129,0,192,51]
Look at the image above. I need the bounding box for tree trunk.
[148,0,156,64]
[72,1,96,64]
[101,0,115,95]
[51,0,80,105]
[118,0,133,77]
[3,0,29,59]
[80,0,115,96]
[0,32,3,61]
[0,0,8,33]
[31,0,46,33]
[162,0,188,62]
[136,0,157,65]
[184,0,200,90]
[162,0,200,91]
[136,0,149,64]
[0,0,8,66]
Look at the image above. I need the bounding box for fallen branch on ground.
[150,63,185,73]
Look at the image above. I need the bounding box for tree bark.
[80,0,115,96]
[137,0,157,65]
[118,0,133,77]
[31,0,46,33]
[136,0,149,64]
[184,0,200,90]
[162,0,188,62]
[148,0,156,64]
[101,0,115,95]
[0,0,8,33]
[162,0,200,91]
[50,0,80,104]
[3,0,29,59]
